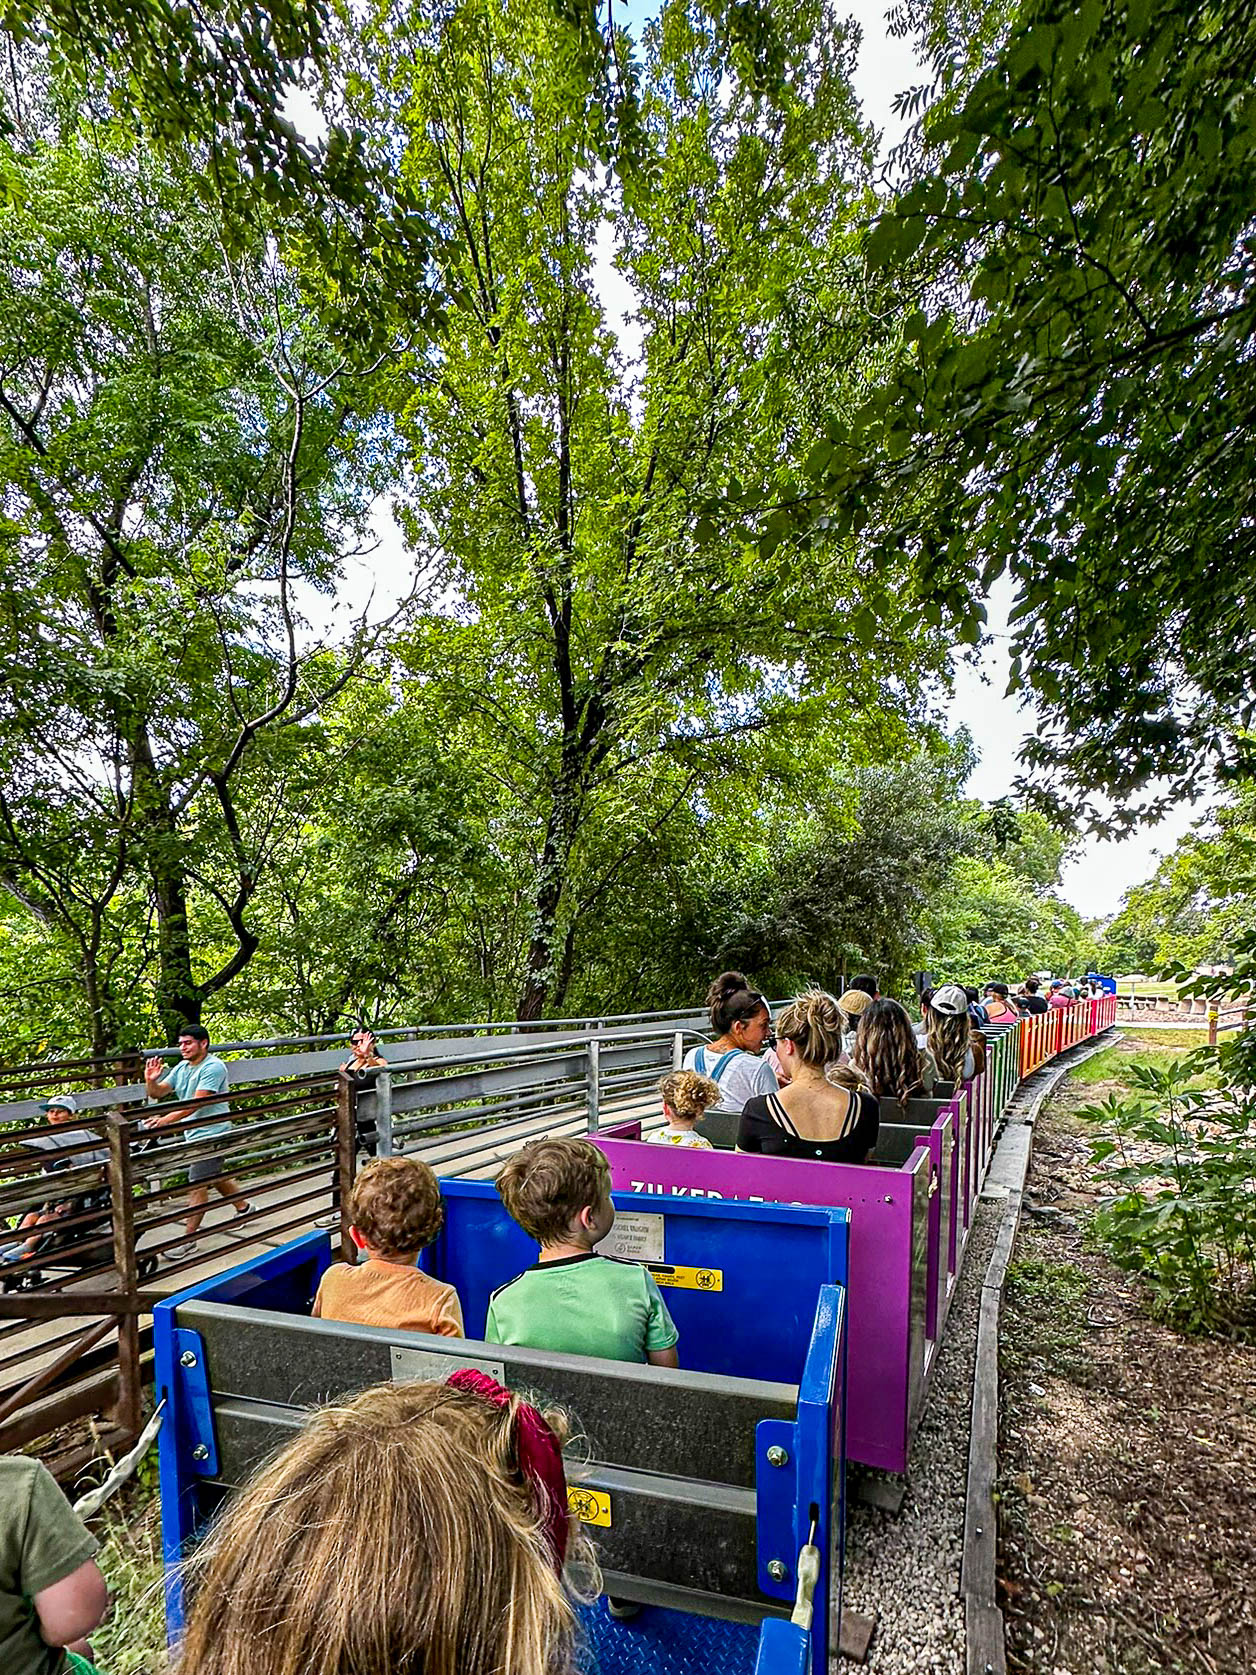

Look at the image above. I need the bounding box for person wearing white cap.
[0,1096,108,1265]
[916,984,982,1084]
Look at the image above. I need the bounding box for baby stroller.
[0,1137,158,1293]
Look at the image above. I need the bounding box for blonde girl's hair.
[657,1070,720,1123]
[172,1379,592,1675]
[852,998,925,1105]
[775,988,845,1067]
[924,1009,971,1083]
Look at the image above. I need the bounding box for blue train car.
[155,1187,850,1675]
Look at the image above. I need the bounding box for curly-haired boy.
[313,1157,463,1337]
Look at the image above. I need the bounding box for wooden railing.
[0,1014,698,1451]
[1208,1003,1255,1047]
[0,1072,343,1452]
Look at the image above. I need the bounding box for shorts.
[187,1154,228,1185]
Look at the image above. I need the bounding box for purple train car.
[592,1001,1116,1475]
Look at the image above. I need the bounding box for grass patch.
[90,1486,168,1674]
[1115,1029,1215,1048]
[1003,1256,1091,1384]
[1068,1037,1219,1089]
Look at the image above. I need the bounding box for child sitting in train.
[313,1157,464,1337]
[170,1377,590,1675]
[487,1137,679,1367]
[0,1453,109,1675]
[649,1070,720,1148]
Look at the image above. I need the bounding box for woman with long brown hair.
[852,998,933,1106]
[173,1377,592,1675]
[737,989,879,1164]
[918,983,983,1083]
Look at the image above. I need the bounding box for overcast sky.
[326,0,1209,925]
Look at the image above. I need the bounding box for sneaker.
[314,1211,341,1229]
[160,1240,200,1262]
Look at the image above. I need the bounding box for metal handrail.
[0,1005,712,1076]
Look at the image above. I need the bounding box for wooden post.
[1208,1010,1218,1048]
[106,1115,142,1440]
[334,1072,358,1263]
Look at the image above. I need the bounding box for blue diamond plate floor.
[577,1599,761,1675]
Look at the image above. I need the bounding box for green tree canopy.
[1096,784,1256,974]
[0,124,398,1047]
[772,0,1256,823]
[366,0,954,1018]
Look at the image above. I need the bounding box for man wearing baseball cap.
[982,982,1019,1023]
[836,987,875,1057]
[26,1096,108,1164]
[1,1096,108,1265]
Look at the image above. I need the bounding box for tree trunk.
[128,726,201,1039]
[81,960,117,1062]
[516,783,581,1022]
[549,921,578,1017]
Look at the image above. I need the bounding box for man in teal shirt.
[144,1025,249,1259]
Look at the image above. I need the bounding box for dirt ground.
[998,1034,1256,1675]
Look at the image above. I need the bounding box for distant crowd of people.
[2,968,1106,1675]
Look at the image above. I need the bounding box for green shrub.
[91,1492,168,1675]
[1077,1053,1256,1340]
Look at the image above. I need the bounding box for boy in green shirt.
[486,1138,679,1367]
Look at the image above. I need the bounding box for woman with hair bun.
[736,989,879,1164]
[682,971,779,1114]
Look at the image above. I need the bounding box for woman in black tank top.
[737,990,879,1164]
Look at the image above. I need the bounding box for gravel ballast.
[836,1201,999,1673]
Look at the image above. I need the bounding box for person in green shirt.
[0,1455,108,1675]
[486,1137,679,1367]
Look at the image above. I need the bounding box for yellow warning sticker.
[645,1263,723,1292]
[568,1486,612,1527]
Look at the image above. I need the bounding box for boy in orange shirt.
[313,1157,463,1336]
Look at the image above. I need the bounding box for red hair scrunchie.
[447,1368,570,1571]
